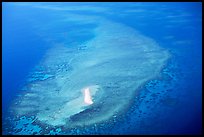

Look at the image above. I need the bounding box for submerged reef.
[9,18,169,133]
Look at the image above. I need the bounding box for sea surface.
[2,2,202,135]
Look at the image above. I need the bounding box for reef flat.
[10,18,170,129]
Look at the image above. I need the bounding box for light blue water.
[2,2,202,135]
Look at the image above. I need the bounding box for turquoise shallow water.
[2,2,202,135]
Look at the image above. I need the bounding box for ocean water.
[2,2,202,135]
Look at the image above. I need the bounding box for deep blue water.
[2,4,48,114]
[2,2,202,135]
